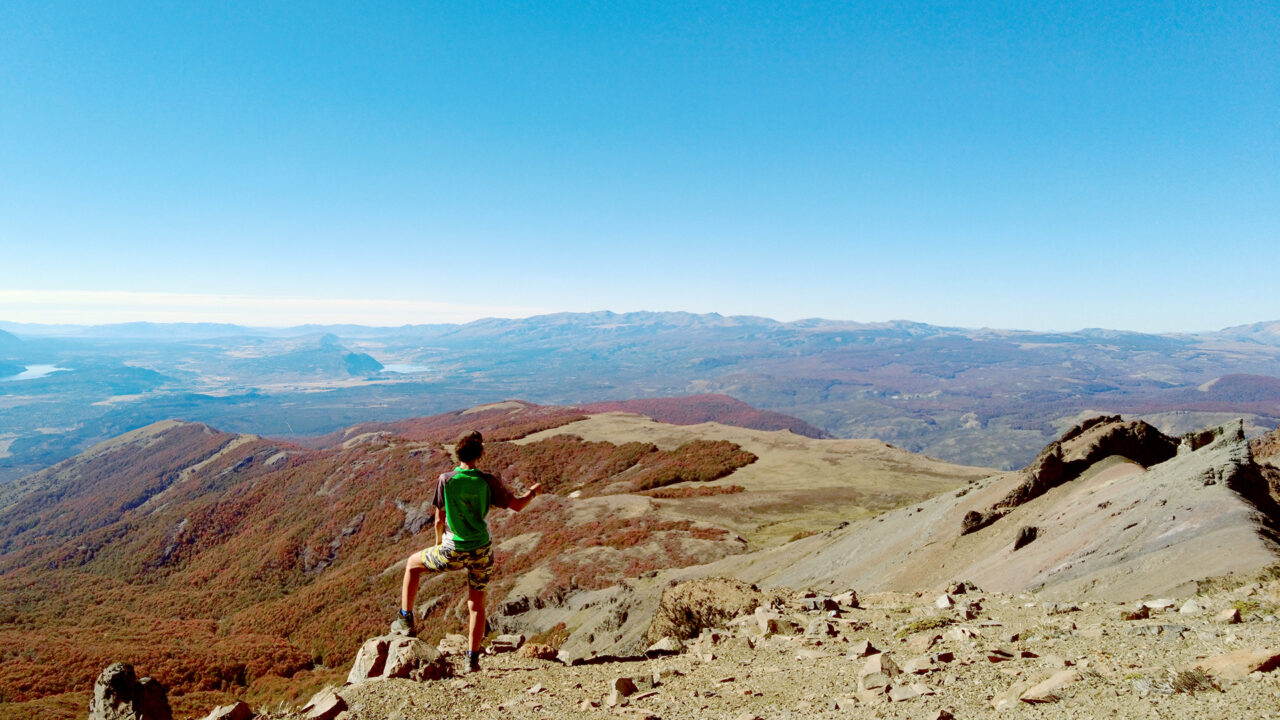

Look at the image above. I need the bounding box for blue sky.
[1,2,1275,331]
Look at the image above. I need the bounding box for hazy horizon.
[2,4,1275,335]
[1,299,1275,337]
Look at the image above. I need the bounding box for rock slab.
[1195,648,1280,681]
[199,701,255,720]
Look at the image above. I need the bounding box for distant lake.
[2,365,71,381]
[382,364,431,374]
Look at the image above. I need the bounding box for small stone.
[888,683,921,702]
[833,590,859,607]
[935,594,954,609]
[924,711,955,720]
[858,653,899,691]
[1041,654,1072,668]
[901,656,935,674]
[579,700,599,710]
[1121,606,1151,621]
[829,697,858,711]
[645,636,684,654]
[848,639,879,658]
[1217,608,1243,624]
[612,677,638,698]
[652,667,682,685]
[806,618,837,637]
[1179,599,1205,615]
[986,647,1015,662]
[796,648,831,661]
[907,632,940,654]
[527,684,543,694]
[1143,599,1176,611]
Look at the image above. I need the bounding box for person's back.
[437,467,500,550]
[393,430,541,672]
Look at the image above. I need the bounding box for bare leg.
[401,552,426,615]
[467,587,486,653]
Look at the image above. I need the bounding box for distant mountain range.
[0,312,1277,483]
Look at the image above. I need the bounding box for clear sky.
[1,2,1276,332]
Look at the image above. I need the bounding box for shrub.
[895,616,955,638]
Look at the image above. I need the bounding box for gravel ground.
[256,581,1280,720]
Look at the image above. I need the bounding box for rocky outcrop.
[992,416,1178,515]
[1250,425,1280,465]
[87,663,172,720]
[346,635,450,684]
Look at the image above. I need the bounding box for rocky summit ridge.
[111,574,1280,719]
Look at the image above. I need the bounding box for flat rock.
[200,701,254,720]
[1020,669,1080,703]
[301,688,346,720]
[645,636,684,654]
[888,683,921,702]
[906,632,941,653]
[1195,648,1280,680]
[489,633,525,653]
[901,655,935,674]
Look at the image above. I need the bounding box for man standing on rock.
[393,430,540,672]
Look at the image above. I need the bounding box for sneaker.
[390,613,414,637]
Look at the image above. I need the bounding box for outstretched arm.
[508,483,541,512]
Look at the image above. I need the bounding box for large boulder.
[347,635,450,683]
[645,577,763,644]
[87,663,173,720]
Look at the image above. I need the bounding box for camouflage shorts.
[420,543,493,591]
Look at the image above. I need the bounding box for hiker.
[393,430,540,672]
